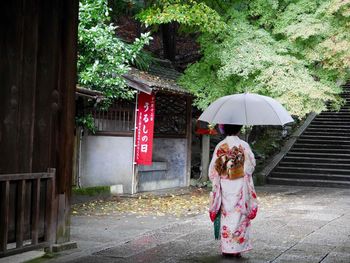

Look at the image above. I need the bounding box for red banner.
[134,92,155,165]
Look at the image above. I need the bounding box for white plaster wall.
[80,135,134,193]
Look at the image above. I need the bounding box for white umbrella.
[198,93,294,125]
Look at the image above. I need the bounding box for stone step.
[310,121,350,126]
[275,166,350,175]
[308,124,350,129]
[317,116,350,119]
[299,135,350,140]
[318,113,350,117]
[305,127,350,132]
[315,113,350,118]
[296,138,350,145]
[287,151,350,159]
[282,156,350,164]
[312,117,350,122]
[326,110,350,113]
[317,116,350,120]
[302,131,350,137]
[291,146,350,154]
[315,111,350,114]
[280,161,350,169]
[267,177,350,188]
[293,142,350,150]
[309,121,350,130]
[316,117,350,121]
[270,171,350,181]
[318,111,350,114]
[266,83,350,188]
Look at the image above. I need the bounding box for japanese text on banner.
[135,93,155,165]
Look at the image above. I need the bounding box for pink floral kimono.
[209,135,258,254]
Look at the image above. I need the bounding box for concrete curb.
[0,250,45,263]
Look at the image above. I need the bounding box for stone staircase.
[267,84,350,188]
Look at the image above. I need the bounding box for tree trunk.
[161,23,176,61]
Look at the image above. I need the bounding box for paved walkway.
[51,185,350,263]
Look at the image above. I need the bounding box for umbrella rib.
[211,96,232,124]
[244,94,248,125]
[264,97,284,125]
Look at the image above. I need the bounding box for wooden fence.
[0,169,55,257]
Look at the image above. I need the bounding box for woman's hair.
[223,124,243,136]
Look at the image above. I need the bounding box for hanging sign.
[134,92,155,165]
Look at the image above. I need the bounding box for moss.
[72,186,110,196]
[24,252,55,263]
[56,225,65,242]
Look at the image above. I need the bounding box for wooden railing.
[0,169,55,257]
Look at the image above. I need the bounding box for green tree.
[78,0,151,103]
[136,0,226,34]
[179,0,349,119]
[135,0,226,61]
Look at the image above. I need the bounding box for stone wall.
[137,138,188,192]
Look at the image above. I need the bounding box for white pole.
[131,92,139,195]
[200,134,210,182]
[77,127,83,188]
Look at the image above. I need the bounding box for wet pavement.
[51,185,350,263]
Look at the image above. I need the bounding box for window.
[154,93,188,137]
[91,100,135,135]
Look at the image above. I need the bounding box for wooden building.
[75,65,193,194]
[0,0,78,257]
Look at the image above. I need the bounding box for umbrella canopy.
[198,93,294,126]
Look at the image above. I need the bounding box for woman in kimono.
[209,124,258,257]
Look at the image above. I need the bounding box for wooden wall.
[0,0,79,244]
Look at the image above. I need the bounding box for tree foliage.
[136,0,226,33]
[179,0,350,119]
[78,0,151,102]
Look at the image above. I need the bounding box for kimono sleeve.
[242,142,258,220]
[208,143,221,222]
[209,143,220,182]
[243,142,256,176]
